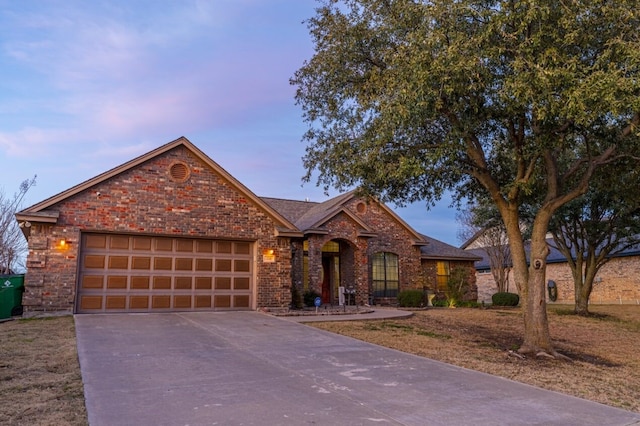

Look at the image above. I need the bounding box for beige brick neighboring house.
[15,137,478,315]
[468,241,640,305]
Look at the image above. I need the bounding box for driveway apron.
[75,312,640,426]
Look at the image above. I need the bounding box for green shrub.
[303,290,321,307]
[456,300,481,308]
[492,292,520,306]
[432,299,449,307]
[398,289,424,307]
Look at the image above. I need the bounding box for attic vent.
[356,202,367,214]
[169,162,190,182]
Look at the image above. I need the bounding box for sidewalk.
[278,306,414,322]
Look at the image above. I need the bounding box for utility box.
[0,274,25,319]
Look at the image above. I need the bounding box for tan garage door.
[77,233,253,313]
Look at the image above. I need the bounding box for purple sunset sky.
[0,1,462,246]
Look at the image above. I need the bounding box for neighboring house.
[15,137,477,315]
[466,238,640,305]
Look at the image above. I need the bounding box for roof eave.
[275,228,304,238]
[15,211,60,224]
[422,254,483,261]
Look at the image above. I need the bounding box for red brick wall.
[292,198,426,306]
[351,201,424,293]
[22,146,291,314]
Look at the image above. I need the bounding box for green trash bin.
[0,274,25,319]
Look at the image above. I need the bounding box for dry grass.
[0,316,88,426]
[311,304,640,413]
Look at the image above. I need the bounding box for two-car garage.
[16,138,297,315]
[76,233,254,313]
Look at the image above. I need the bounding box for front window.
[372,252,399,298]
[436,261,450,291]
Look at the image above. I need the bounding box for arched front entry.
[320,239,355,304]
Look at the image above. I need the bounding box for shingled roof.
[261,192,371,234]
[262,191,426,244]
[468,238,640,270]
[259,197,318,224]
[420,234,482,261]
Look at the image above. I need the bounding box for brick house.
[467,239,640,305]
[16,137,477,315]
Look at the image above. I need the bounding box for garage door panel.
[85,255,105,269]
[214,295,231,308]
[107,276,127,289]
[234,277,250,290]
[195,295,211,308]
[153,277,172,289]
[130,296,149,309]
[175,258,193,271]
[195,259,212,271]
[133,237,152,250]
[78,234,253,313]
[106,296,127,310]
[80,295,103,311]
[152,295,171,309]
[215,277,231,289]
[234,295,250,308]
[82,276,104,289]
[174,295,192,309]
[176,240,193,252]
[155,238,173,251]
[235,242,251,254]
[216,241,232,253]
[86,234,107,249]
[215,259,232,272]
[175,277,192,290]
[110,236,130,250]
[196,240,213,253]
[131,276,150,289]
[234,260,250,272]
[132,257,151,270]
[195,277,212,289]
[109,256,129,269]
[154,257,172,270]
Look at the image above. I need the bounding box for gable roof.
[420,235,482,261]
[16,137,300,235]
[263,191,427,244]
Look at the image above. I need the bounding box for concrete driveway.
[75,312,640,426]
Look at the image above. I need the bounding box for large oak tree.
[292,0,640,356]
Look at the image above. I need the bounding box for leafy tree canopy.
[293,0,640,210]
[293,0,640,355]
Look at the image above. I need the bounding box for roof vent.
[169,162,190,182]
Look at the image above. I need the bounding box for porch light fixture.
[58,238,71,249]
[262,248,276,263]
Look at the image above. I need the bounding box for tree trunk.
[520,260,553,354]
[517,220,554,355]
[574,283,591,315]
[575,256,597,316]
